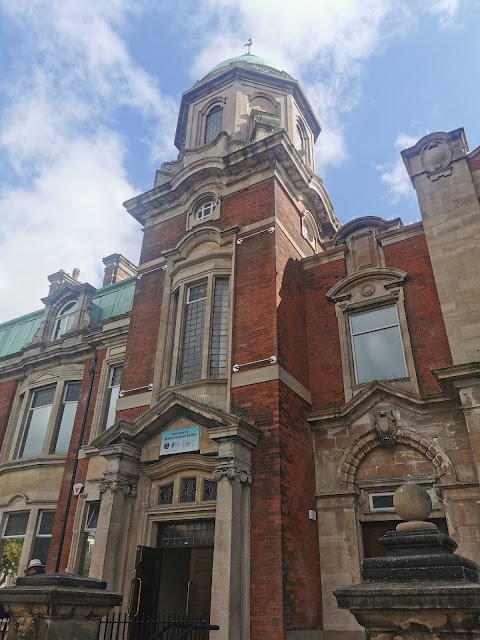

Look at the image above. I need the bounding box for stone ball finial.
[393,483,436,531]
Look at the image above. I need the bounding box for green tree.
[0,539,23,586]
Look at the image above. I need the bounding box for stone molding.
[213,462,252,485]
[337,427,456,486]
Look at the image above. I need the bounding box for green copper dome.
[207,54,284,75]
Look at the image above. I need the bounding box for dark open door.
[129,545,163,618]
[188,547,213,618]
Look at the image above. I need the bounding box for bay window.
[17,380,81,459]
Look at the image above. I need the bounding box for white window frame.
[51,300,78,340]
[195,200,216,221]
[368,492,395,513]
[327,269,419,402]
[6,370,84,463]
[101,364,123,432]
[349,305,408,386]
[50,381,81,454]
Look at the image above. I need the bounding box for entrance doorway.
[130,520,214,619]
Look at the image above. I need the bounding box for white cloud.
[0,0,177,322]
[376,133,419,201]
[178,0,411,171]
[424,0,462,29]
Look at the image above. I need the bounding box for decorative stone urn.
[335,484,480,639]
[0,573,122,640]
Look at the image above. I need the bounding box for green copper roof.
[207,54,284,75]
[0,276,137,359]
[91,276,136,322]
[0,310,43,359]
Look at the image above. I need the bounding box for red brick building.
[1,55,480,640]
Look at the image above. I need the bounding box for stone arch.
[337,428,457,486]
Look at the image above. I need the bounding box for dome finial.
[244,35,252,55]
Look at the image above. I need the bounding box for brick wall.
[117,270,165,413]
[222,180,275,229]
[0,379,18,452]
[467,155,480,171]
[140,215,186,264]
[278,383,322,631]
[232,222,277,367]
[232,381,284,640]
[305,258,346,410]
[383,234,452,394]
[275,185,311,389]
[275,183,316,257]
[47,350,106,572]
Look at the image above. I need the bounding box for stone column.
[208,422,261,640]
[317,492,364,638]
[0,573,122,640]
[89,444,139,592]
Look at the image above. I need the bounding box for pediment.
[91,390,259,455]
[308,380,448,428]
[326,267,407,303]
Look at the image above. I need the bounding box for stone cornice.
[432,362,480,398]
[124,131,339,237]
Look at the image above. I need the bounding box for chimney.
[102,254,137,286]
[47,270,77,295]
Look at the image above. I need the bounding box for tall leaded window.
[350,306,407,385]
[51,382,80,454]
[173,278,230,385]
[19,386,55,458]
[51,301,78,340]
[204,105,223,144]
[102,365,123,431]
[209,278,229,378]
[178,282,208,383]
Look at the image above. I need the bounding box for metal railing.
[98,613,219,640]
[0,618,9,640]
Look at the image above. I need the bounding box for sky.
[0,0,479,323]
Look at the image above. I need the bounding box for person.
[24,559,46,576]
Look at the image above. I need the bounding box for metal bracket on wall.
[119,383,153,398]
[137,264,167,279]
[236,226,275,244]
[232,355,277,372]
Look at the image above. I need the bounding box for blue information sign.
[160,426,200,456]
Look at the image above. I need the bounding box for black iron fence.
[98,613,219,640]
[0,618,9,640]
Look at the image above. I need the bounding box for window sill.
[0,455,67,475]
[351,376,414,397]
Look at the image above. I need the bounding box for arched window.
[296,121,308,153]
[204,105,223,144]
[51,301,77,340]
[195,200,216,221]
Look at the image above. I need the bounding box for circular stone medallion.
[421,140,452,173]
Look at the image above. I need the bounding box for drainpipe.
[54,355,97,572]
